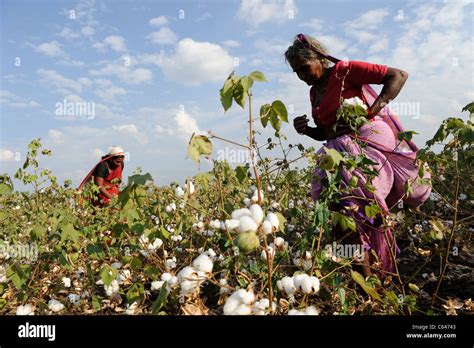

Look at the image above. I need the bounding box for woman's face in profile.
[290,56,324,86]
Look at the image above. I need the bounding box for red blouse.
[310,60,388,127]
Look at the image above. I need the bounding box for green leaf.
[130,257,143,271]
[30,224,46,240]
[272,100,288,123]
[0,183,13,195]
[248,71,267,82]
[152,282,169,314]
[351,270,382,301]
[235,166,248,183]
[260,104,272,128]
[159,225,171,240]
[332,212,356,232]
[233,84,247,108]
[364,204,382,219]
[397,131,419,142]
[239,76,254,92]
[7,263,31,290]
[187,133,213,165]
[324,147,344,167]
[275,212,286,232]
[126,283,144,304]
[92,295,101,311]
[100,265,118,286]
[60,223,81,243]
[269,111,282,130]
[461,101,474,116]
[220,90,233,112]
[128,173,153,186]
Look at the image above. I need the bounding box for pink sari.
[310,85,432,272]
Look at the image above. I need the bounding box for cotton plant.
[165,203,177,213]
[277,273,320,301]
[138,234,163,257]
[292,250,313,271]
[288,306,319,315]
[151,272,179,292]
[176,253,214,297]
[223,289,277,315]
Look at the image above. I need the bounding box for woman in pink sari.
[285,34,432,277]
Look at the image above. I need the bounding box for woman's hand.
[293,115,309,134]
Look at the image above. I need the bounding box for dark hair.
[284,34,331,68]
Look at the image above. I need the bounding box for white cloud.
[103,35,127,52]
[345,8,390,30]
[0,149,15,162]
[149,16,168,26]
[94,79,127,101]
[48,129,64,145]
[315,34,349,58]
[0,90,41,108]
[89,62,153,85]
[81,26,95,36]
[299,18,324,32]
[158,38,234,86]
[237,0,297,26]
[35,40,65,57]
[221,40,240,48]
[147,27,177,45]
[368,37,388,54]
[37,69,88,95]
[112,124,139,134]
[59,27,80,40]
[174,110,201,139]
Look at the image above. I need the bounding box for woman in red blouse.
[285,34,431,276]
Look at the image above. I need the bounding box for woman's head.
[284,34,331,85]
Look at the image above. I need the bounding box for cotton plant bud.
[260,245,275,261]
[16,304,35,315]
[225,219,240,231]
[235,231,260,253]
[186,180,195,194]
[276,276,296,296]
[262,220,273,235]
[165,258,177,270]
[67,294,81,305]
[243,198,251,207]
[265,212,279,230]
[171,235,183,242]
[273,237,285,248]
[237,216,258,233]
[104,280,120,297]
[270,201,280,209]
[48,299,64,313]
[232,208,252,220]
[193,254,214,273]
[175,186,185,197]
[62,277,71,288]
[209,219,221,229]
[249,204,264,224]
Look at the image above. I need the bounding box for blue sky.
[1,0,473,189]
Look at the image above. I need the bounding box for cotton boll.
[265,212,279,230]
[305,306,319,315]
[288,309,304,315]
[249,204,264,224]
[165,258,177,270]
[165,205,173,213]
[231,208,252,220]
[238,216,258,233]
[192,254,214,273]
[223,296,241,315]
[252,298,277,315]
[161,272,173,283]
[270,201,280,209]
[237,289,255,305]
[309,276,320,294]
[251,190,264,203]
[277,276,296,296]
[175,186,185,197]
[151,280,165,291]
[169,203,176,210]
[209,219,221,229]
[219,278,229,294]
[225,219,240,231]
[62,277,71,288]
[248,186,257,194]
[260,245,275,261]
[243,198,251,207]
[148,238,163,251]
[125,302,139,315]
[262,220,273,235]
[233,303,252,315]
[16,304,35,315]
[104,280,120,297]
[186,180,195,194]
[205,248,217,260]
[177,266,197,282]
[67,294,81,305]
[180,280,198,296]
[294,274,313,294]
[48,299,64,312]
[273,237,285,248]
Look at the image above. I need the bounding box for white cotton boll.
[180,280,199,295]
[209,219,221,229]
[248,186,257,194]
[303,259,312,271]
[67,294,81,305]
[165,258,177,270]
[219,278,229,294]
[288,200,294,209]
[305,306,319,315]
[16,304,35,315]
[171,235,183,242]
[309,276,320,294]
[262,220,273,235]
[161,273,173,282]
[117,269,131,284]
[249,204,264,224]
[205,248,217,260]
[111,262,122,270]
[236,289,255,305]
[104,280,119,297]
[148,238,163,251]
[175,186,185,197]
[151,280,165,291]
[223,296,241,315]
[260,246,275,261]
[265,212,279,230]
[62,277,71,288]
[125,302,138,315]
[165,205,172,213]
[294,274,313,294]
[170,203,176,210]
[251,190,264,203]
[243,198,251,207]
[237,216,258,233]
[225,219,240,231]
[270,201,280,209]
[278,276,296,296]
[139,234,149,245]
[177,266,197,282]
[192,254,214,273]
[233,303,252,315]
[231,208,252,220]
[304,251,312,260]
[252,298,277,315]
[48,299,64,313]
[273,237,285,248]
[288,309,304,315]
